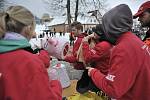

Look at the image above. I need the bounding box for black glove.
[76,69,99,94]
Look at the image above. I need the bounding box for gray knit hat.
[102,4,133,44]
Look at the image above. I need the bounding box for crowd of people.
[0,1,150,100]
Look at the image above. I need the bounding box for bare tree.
[79,0,107,15]
[43,0,73,32]
[67,0,71,31]
[74,0,79,21]
[43,0,108,24]
[44,0,107,15]
[43,0,66,16]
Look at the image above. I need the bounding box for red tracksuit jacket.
[82,41,112,75]
[90,32,150,100]
[0,49,62,100]
[65,33,87,70]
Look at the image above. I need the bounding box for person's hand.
[86,67,95,76]
[82,34,95,42]
[88,34,95,38]
[82,36,89,42]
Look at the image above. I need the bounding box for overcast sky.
[6,0,149,18]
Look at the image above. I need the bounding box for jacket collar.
[0,32,31,53]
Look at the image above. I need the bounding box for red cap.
[133,1,150,19]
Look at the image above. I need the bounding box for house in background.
[47,14,101,33]
[47,16,69,33]
[77,15,101,31]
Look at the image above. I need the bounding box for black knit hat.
[92,24,104,36]
[92,24,110,42]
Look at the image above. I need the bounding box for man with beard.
[133,1,150,41]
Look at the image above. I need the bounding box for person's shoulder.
[15,49,42,62]
[17,49,45,69]
[96,41,112,47]
[4,49,44,70]
[16,49,34,56]
[14,50,47,75]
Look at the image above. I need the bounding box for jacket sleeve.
[65,37,84,63]
[82,41,112,63]
[26,59,62,100]
[50,80,62,98]
[37,50,50,68]
[64,54,77,63]
[64,54,85,69]
[90,47,139,98]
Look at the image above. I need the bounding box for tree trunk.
[74,0,79,21]
[67,0,71,32]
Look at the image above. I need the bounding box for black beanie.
[92,24,104,36]
[92,24,112,43]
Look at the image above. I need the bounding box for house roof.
[48,15,101,26]
[77,15,100,24]
[48,17,67,26]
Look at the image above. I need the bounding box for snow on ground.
[30,24,70,50]
[29,33,70,50]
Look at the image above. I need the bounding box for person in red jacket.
[76,24,112,96]
[82,24,112,75]
[0,5,62,100]
[133,1,150,47]
[87,4,150,100]
[133,1,150,41]
[64,21,88,70]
